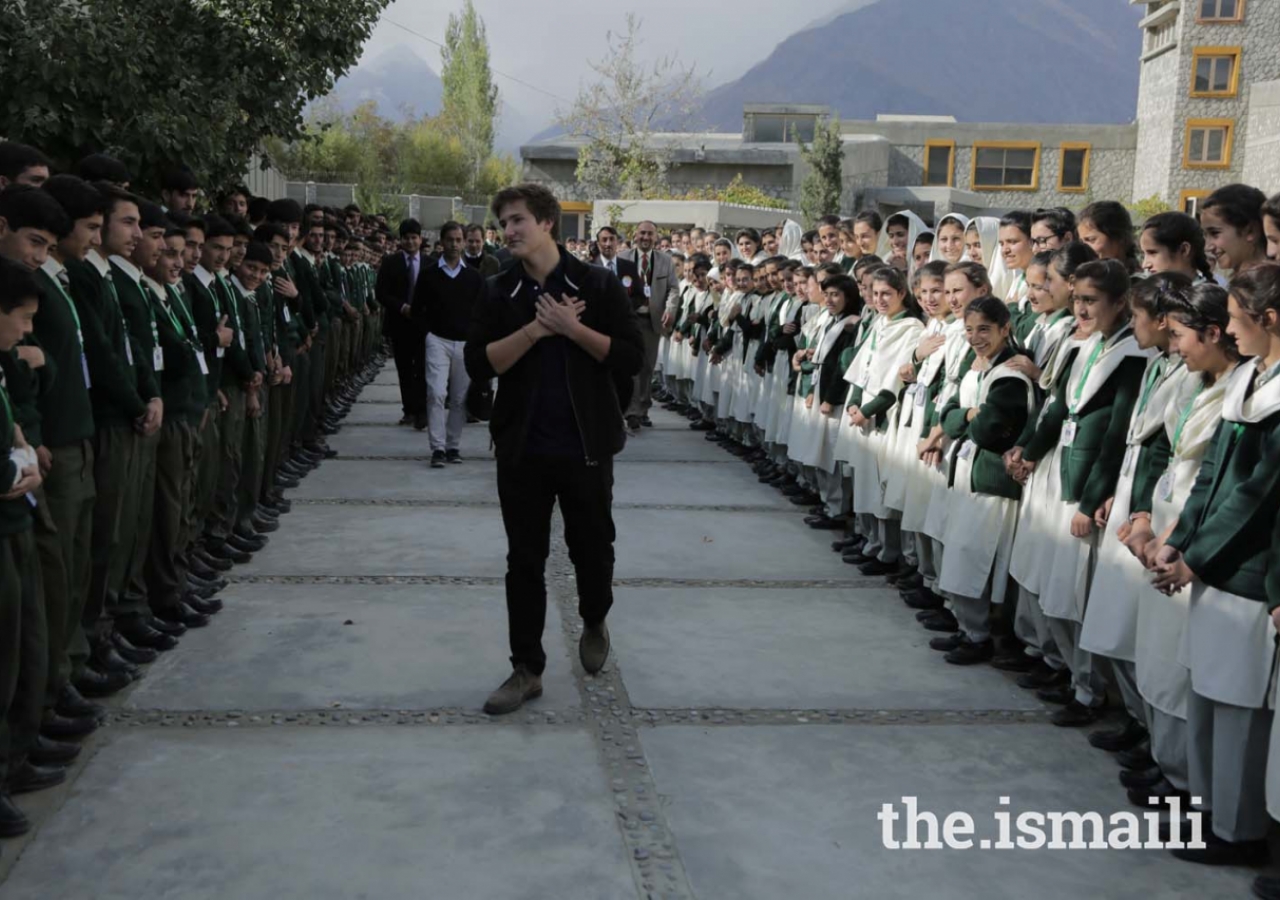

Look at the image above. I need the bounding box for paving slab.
[327,424,494,458]
[642,724,1252,900]
[125,583,577,712]
[1,727,636,900]
[612,507,848,581]
[292,459,790,509]
[344,401,421,425]
[611,586,1036,710]
[357,383,407,404]
[236,506,508,577]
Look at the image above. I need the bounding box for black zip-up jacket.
[464,247,644,465]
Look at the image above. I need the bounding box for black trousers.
[390,325,426,416]
[496,455,616,676]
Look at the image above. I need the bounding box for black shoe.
[8,762,66,795]
[921,610,959,633]
[0,794,30,838]
[185,581,218,601]
[1119,764,1167,790]
[1050,698,1104,726]
[990,652,1036,672]
[251,513,280,533]
[117,617,180,650]
[1254,876,1280,900]
[187,595,224,616]
[1016,663,1068,690]
[640,415,653,427]
[895,572,925,591]
[689,420,715,431]
[1115,744,1157,771]
[1088,717,1149,752]
[228,532,266,554]
[626,415,641,434]
[73,666,132,698]
[789,492,821,506]
[859,559,895,577]
[832,537,861,553]
[1035,684,1075,706]
[195,548,234,572]
[187,557,221,580]
[446,449,462,464]
[110,630,159,665]
[430,450,446,469]
[206,542,251,565]
[916,608,942,622]
[29,735,81,767]
[90,645,139,680]
[902,588,944,611]
[807,516,846,531]
[945,638,995,666]
[398,415,413,426]
[41,712,97,740]
[54,683,103,721]
[270,497,292,514]
[843,551,874,566]
[155,602,210,629]
[1171,832,1269,866]
[274,473,301,489]
[930,633,965,652]
[413,414,428,431]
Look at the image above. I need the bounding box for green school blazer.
[939,348,1031,500]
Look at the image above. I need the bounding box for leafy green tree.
[797,118,844,225]
[440,0,499,192]
[0,0,389,192]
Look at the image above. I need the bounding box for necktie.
[641,252,650,285]
[407,253,419,304]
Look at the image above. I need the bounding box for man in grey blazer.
[619,220,678,431]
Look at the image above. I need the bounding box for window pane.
[1212,58,1232,92]
[925,147,950,185]
[1005,166,1034,187]
[1207,128,1225,161]
[1189,129,1205,161]
[1220,0,1237,17]
[1195,58,1213,92]
[789,117,816,143]
[1006,149,1036,169]
[1062,149,1086,188]
[753,115,784,143]
[975,147,1004,168]
[974,166,1003,187]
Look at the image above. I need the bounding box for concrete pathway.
[0,366,1258,898]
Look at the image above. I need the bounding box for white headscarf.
[778,220,805,261]
[876,210,930,275]
[928,213,970,264]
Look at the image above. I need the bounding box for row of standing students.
[654,185,1280,880]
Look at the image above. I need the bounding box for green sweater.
[108,260,163,411]
[65,257,148,428]
[32,265,95,447]
[939,347,1030,500]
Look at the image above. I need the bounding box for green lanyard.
[1170,383,1206,456]
[216,275,243,332]
[165,285,200,343]
[1134,356,1166,418]
[46,272,85,350]
[1070,338,1106,414]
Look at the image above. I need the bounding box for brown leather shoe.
[483,666,542,716]
[579,621,610,675]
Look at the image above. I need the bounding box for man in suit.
[374,219,427,428]
[596,226,642,306]
[619,220,678,432]
[462,224,500,278]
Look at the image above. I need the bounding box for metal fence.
[282,181,490,227]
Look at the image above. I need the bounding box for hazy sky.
[359,0,855,143]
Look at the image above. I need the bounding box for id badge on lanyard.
[1060,419,1078,447]
[153,345,165,372]
[1156,470,1174,503]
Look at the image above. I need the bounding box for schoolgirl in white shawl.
[879,210,929,274]
[1121,283,1239,804]
[929,213,969,266]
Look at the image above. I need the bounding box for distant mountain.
[695,0,1143,130]
[324,44,445,121]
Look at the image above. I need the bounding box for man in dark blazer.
[462,224,501,278]
[619,220,679,431]
[374,218,428,428]
[595,225,643,308]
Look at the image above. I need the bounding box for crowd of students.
[0,140,389,851]
[652,189,1280,882]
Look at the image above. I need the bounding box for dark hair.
[870,265,921,318]
[802,229,818,246]
[596,225,619,240]
[1031,207,1077,240]
[76,153,130,185]
[1027,250,1053,272]
[0,142,51,181]
[0,185,71,238]
[1073,259,1131,303]
[690,253,712,272]
[92,182,140,225]
[917,259,948,282]
[343,203,362,215]
[135,199,168,231]
[886,213,910,231]
[439,220,465,240]
[1130,270,1193,318]
[491,183,561,239]
[216,185,251,206]
[1163,281,1239,366]
[1227,262,1280,322]
[226,214,254,239]
[816,261,845,280]
[1263,192,1280,229]
[851,255,884,278]
[1201,183,1267,241]
[712,237,733,252]
[964,294,1012,329]
[817,214,841,229]
[265,198,303,225]
[252,222,289,244]
[41,175,106,222]
[736,227,761,247]
[247,196,270,222]
[162,223,186,241]
[464,223,484,238]
[1078,201,1137,271]
[203,214,237,240]
[398,218,422,237]
[913,231,935,248]
[998,210,1033,238]
[854,210,883,233]
[943,261,992,295]
[179,215,206,236]
[1047,241,1099,282]
[0,257,41,312]
[1141,212,1213,281]
[242,241,274,267]
[160,166,198,193]
[822,274,863,314]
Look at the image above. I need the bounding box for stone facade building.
[520,0,1280,233]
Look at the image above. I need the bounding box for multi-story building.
[520,1,1280,232]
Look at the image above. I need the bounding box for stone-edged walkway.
[0,366,1257,899]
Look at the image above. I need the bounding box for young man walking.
[464,184,643,715]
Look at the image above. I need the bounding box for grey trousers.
[1147,702,1189,792]
[914,532,938,589]
[872,516,901,564]
[1045,615,1106,706]
[1013,584,1064,668]
[1105,657,1146,722]
[815,466,848,518]
[948,591,992,643]
[1186,690,1272,843]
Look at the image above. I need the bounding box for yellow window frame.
[1183,118,1235,169]
[1189,46,1243,98]
[970,141,1041,192]
[1196,0,1245,23]
[1057,142,1091,193]
[1178,189,1212,216]
[923,139,955,187]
